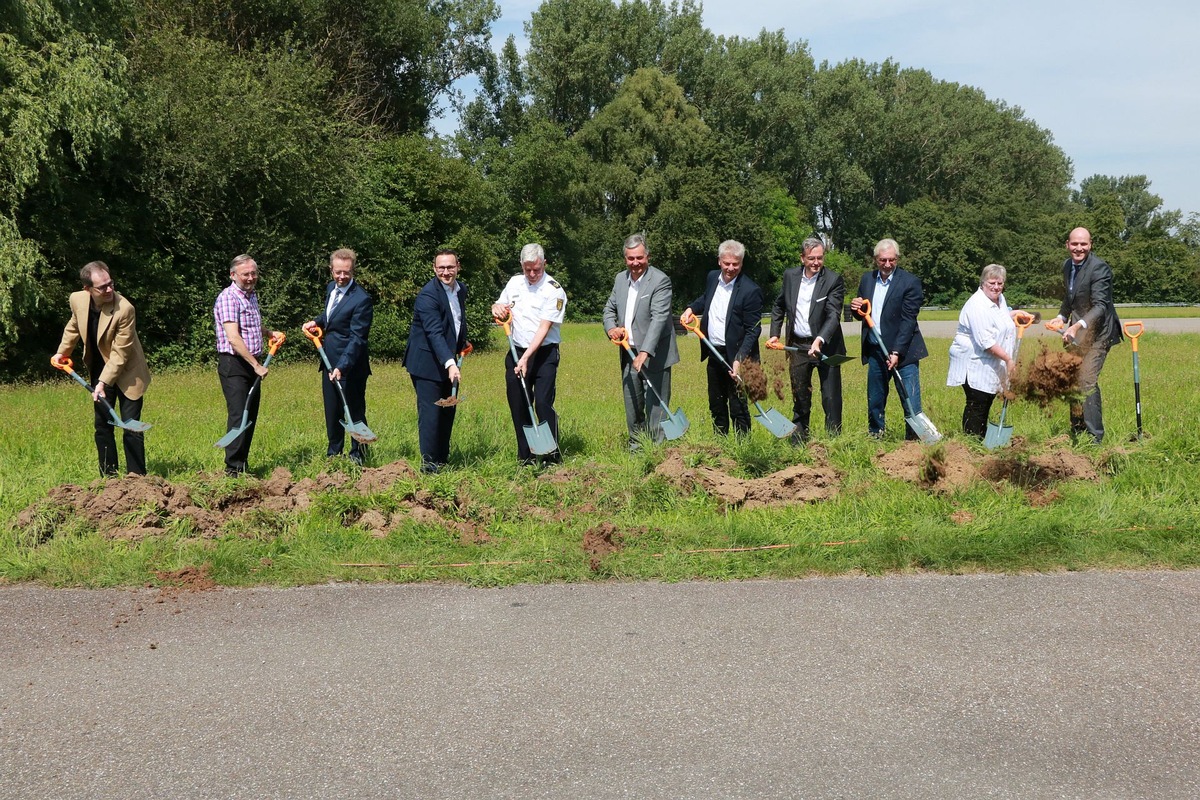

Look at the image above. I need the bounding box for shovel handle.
[51,355,74,372]
[680,316,704,339]
[303,325,323,348]
[1014,310,1035,337]
[1123,320,1144,352]
[854,298,876,328]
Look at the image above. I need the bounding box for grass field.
[3,318,1199,587]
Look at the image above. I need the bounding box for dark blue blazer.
[403,278,468,382]
[855,268,928,367]
[687,270,763,364]
[1058,253,1122,347]
[314,280,372,377]
[769,266,847,355]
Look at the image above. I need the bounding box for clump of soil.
[1012,343,1084,407]
[153,565,217,595]
[877,441,980,491]
[739,358,768,403]
[766,352,789,401]
[583,522,624,571]
[654,448,840,509]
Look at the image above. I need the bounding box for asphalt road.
[4,572,1199,799]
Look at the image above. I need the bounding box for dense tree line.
[3,0,1197,379]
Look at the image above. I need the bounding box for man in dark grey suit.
[1046,227,1122,443]
[602,234,680,448]
[768,237,846,444]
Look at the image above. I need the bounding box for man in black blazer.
[403,249,468,473]
[302,248,373,465]
[849,238,929,440]
[680,240,762,435]
[767,237,846,443]
[1046,227,1122,443]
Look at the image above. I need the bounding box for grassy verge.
[3,323,1199,587]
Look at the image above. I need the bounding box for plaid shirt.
[214,283,263,356]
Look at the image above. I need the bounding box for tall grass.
[2,322,1199,586]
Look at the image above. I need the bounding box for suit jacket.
[314,280,373,376]
[855,268,928,367]
[601,265,680,372]
[1058,253,1123,347]
[769,266,847,356]
[403,278,468,382]
[56,290,151,399]
[687,270,763,364]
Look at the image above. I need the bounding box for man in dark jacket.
[849,238,930,440]
[680,240,763,436]
[302,248,373,465]
[403,249,468,473]
[767,237,846,443]
[1045,227,1122,443]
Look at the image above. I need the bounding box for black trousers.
[961,380,996,438]
[92,387,146,476]
[322,370,368,457]
[705,356,750,435]
[412,375,456,471]
[788,343,843,441]
[505,344,560,462]
[218,353,261,474]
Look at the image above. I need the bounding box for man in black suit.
[679,240,762,436]
[767,237,846,443]
[302,248,373,465]
[849,238,929,439]
[1046,227,1122,443]
[403,249,468,473]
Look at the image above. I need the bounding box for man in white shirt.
[680,240,763,436]
[491,243,567,465]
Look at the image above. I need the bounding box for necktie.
[329,289,343,316]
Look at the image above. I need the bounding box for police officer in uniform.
[491,243,567,465]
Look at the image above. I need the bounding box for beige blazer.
[57,290,151,400]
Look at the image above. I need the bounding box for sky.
[447,0,1200,219]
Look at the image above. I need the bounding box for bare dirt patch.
[583,522,625,570]
[654,448,840,509]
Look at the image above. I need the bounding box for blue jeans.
[867,359,922,439]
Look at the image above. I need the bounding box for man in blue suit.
[679,239,762,436]
[849,238,929,440]
[403,249,469,473]
[302,248,373,465]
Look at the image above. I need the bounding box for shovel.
[303,326,378,444]
[215,332,284,448]
[983,311,1034,449]
[1123,320,1145,440]
[682,318,795,438]
[497,314,558,456]
[50,356,152,433]
[855,299,942,444]
[764,339,855,366]
[435,342,473,407]
[611,330,689,440]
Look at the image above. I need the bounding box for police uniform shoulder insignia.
[556,299,564,311]
[549,279,561,288]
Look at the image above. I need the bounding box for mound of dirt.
[876,441,981,490]
[1012,343,1084,407]
[739,358,768,403]
[654,448,840,509]
[9,461,489,543]
[583,522,624,571]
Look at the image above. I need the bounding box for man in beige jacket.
[52,261,152,476]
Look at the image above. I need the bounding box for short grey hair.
[520,243,545,263]
[623,233,648,256]
[801,237,825,256]
[980,263,1007,286]
[873,238,900,259]
[230,253,255,273]
[717,240,745,261]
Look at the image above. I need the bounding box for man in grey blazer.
[603,233,680,448]
[1046,227,1122,443]
[768,237,846,443]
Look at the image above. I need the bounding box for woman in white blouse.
[946,264,1022,437]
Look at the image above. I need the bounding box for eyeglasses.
[876,258,897,265]
[91,281,114,292]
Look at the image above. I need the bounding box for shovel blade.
[820,353,854,367]
[753,403,797,439]
[661,408,689,440]
[214,420,251,448]
[341,420,379,444]
[983,421,1013,450]
[907,412,943,445]
[523,422,558,456]
[114,418,153,433]
[433,397,458,407]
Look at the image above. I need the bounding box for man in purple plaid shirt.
[214,254,282,475]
